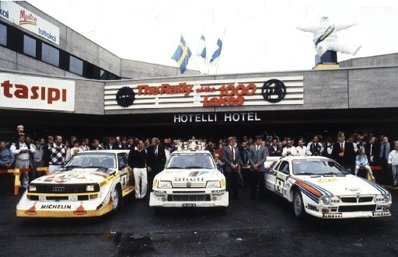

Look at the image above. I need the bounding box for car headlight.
[320,196,331,205]
[158,181,172,189]
[206,180,221,188]
[86,185,95,192]
[28,185,37,192]
[384,194,392,203]
[376,194,391,203]
[330,196,340,204]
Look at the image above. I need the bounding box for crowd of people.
[1,125,398,199]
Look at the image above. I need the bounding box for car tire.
[293,190,305,218]
[111,186,122,212]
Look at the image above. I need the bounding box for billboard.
[0,1,60,45]
[104,76,304,111]
[0,72,75,112]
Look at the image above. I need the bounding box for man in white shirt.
[388,141,398,187]
[296,139,307,157]
[282,140,297,157]
[10,134,35,190]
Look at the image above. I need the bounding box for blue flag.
[171,36,192,74]
[210,38,223,63]
[198,35,206,58]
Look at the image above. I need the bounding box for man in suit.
[379,136,391,185]
[306,135,324,156]
[147,137,167,191]
[268,139,282,156]
[332,131,356,174]
[222,137,242,200]
[249,135,268,200]
[365,136,380,165]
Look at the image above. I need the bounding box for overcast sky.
[28,0,398,74]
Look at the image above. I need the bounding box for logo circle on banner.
[116,87,135,107]
[261,79,286,103]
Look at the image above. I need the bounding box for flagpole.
[215,28,227,74]
[192,52,204,74]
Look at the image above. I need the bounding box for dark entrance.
[1,108,398,141]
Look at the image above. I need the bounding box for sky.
[27,0,398,74]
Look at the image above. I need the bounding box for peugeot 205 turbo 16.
[16,150,134,218]
[150,140,229,209]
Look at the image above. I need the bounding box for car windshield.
[167,153,215,169]
[292,159,348,175]
[65,153,116,170]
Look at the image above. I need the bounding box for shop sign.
[0,72,75,112]
[0,1,60,45]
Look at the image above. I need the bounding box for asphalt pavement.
[0,186,397,257]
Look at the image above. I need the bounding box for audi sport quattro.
[265,156,392,219]
[16,150,134,218]
[150,140,229,208]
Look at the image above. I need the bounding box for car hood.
[32,168,111,184]
[157,169,223,181]
[294,174,388,196]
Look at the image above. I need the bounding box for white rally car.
[150,141,228,208]
[265,156,392,219]
[16,150,134,218]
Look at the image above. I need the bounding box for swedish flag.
[171,36,192,74]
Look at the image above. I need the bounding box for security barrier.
[0,167,48,196]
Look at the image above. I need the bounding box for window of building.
[69,55,83,75]
[23,35,36,57]
[0,23,6,46]
[99,69,106,79]
[41,42,59,66]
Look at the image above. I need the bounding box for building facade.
[0,1,397,140]
[0,1,198,81]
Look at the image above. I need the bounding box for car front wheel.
[293,190,305,218]
[111,186,121,212]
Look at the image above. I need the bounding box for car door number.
[275,178,285,195]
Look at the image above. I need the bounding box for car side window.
[118,153,128,170]
[273,162,281,171]
[278,161,290,174]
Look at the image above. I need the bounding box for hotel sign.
[173,112,261,123]
[104,76,303,111]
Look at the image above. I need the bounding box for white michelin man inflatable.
[297,16,361,57]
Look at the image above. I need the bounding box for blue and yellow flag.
[171,36,192,74]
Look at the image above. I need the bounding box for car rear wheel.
[111,186,122,212]
[293,190,305,218]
